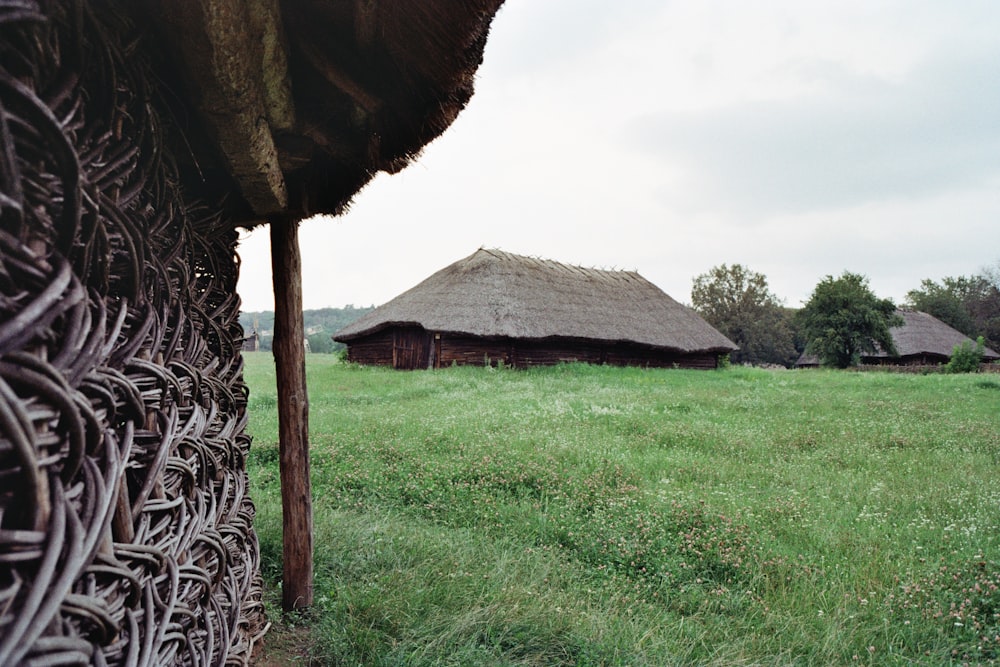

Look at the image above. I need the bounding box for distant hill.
[239,305,374,353]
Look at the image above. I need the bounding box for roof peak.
[472,247,639,279]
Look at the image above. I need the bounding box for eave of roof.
[141,0,504,222]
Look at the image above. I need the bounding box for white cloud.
[632,48,1000,215]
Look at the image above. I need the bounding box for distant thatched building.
[862,310,999,365]
[797,310,1000,367]
[334,249,737,369]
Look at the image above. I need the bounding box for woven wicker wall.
[1,4,264,665]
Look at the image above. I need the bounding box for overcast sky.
[236,0,1000,313]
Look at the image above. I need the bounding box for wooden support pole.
[270,217,313,611]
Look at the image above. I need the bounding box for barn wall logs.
[0,5,264,665]
[438,335,514,368]
[392,326,432,370]
[440,335,722,369]
[345,329,395,366]
[345,329,723,370]
[860,354,948,366]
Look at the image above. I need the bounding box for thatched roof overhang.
[335,249,739,355]
[140,0,505,222]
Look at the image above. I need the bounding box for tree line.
[690,262,1000,369]
[239,305,374,354]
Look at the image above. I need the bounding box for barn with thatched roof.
[0,1,503,664]
[861,310,999,365]
[334,249,738,369]
[796,310,1000,367]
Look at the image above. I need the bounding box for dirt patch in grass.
[251,623,313,666]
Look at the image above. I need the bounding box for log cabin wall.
[603,346,721,370]
[393,326,433,370]
[0,5,263,664]
[438,334,517,367]
[440,334,722,369]
[861,354,948,366]
[344,327,434,370]
[344,330,723,370]
[345,329,396,366]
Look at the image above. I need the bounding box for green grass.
[243,353,1000,666]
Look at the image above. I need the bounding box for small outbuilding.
[861,310,999,365]
[334,248,737,369]
[796,309,1000,367]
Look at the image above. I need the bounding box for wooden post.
[270,216,313,610]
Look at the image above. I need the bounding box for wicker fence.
[1,3,264,664]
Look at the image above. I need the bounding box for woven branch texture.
[0,3,265,664]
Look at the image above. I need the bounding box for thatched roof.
[869,310,999,360]
[335,249,738,354]
[141,0,505,221]
[796,309,1000,365]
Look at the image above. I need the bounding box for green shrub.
[945,335,985,373]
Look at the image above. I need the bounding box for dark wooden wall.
[860,354,949,366]
[345,328,723,370]
[393,326,433,369]
[346,329,396,366]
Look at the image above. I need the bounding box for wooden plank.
[270,217,313,610]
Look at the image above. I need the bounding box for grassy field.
[243,353,1000,666]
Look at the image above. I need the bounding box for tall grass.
[243,353,1000,665]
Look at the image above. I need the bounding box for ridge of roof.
[472,248,644,285]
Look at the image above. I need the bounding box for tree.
[905,278,975,334]
[238,305,375,354]
[798,272,902,368]
[945,336,986,373]
[307,332,335,354]
[691,264,798,366]
[983,263,1000,349]
[906,270,1000,350]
